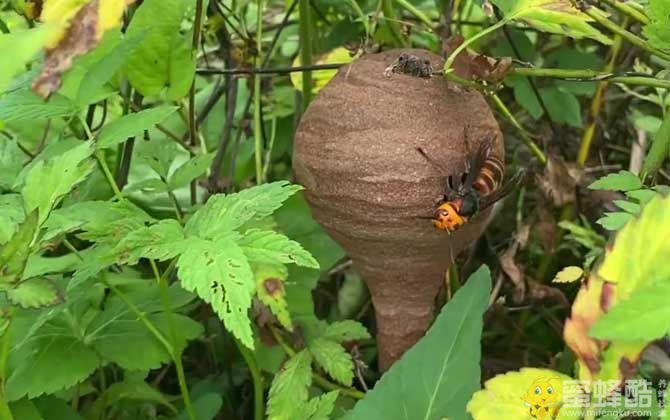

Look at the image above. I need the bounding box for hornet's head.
[432,202,466,232]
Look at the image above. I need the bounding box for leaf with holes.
[255,263,292,330]
[177,237,256,348]
[240,229,319,269]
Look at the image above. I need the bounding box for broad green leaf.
[96,106,177,149]
[240,229,319,269]
[613,199,641,214]
[255,263,292,330]
[342,266,492,420]
[167,153,215,190]
[596,212,633,231]
[123,178,170,194]
[643,0,670,51]
[626,189,658,205]
[186,181,303,238]
[553,266,583,283]
[308,338,354,386]
[21,142,95,225]
[174,393,223,420]
[321,320,371,343]
[0,25,57,94]
[76,32,146,107]
[88,377,177,417]
[124,0,195,99]
[590,281,670,341]
[33,396,86,420]
[7,399,42,420]
[23,253,82,279]
[0,89,76,122]
[6,277,62,309]
[589,170,643,191]
[0,211,39,285]
[0,194,25,245]
[114,219,187,265]
[0,139,25,191]
[177,237,256,348]
[643,114,670,176]
[540,86,582,128]
[466,368,576,419]
[492,0,612,44]
[267,350,314,420]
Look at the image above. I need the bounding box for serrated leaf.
[21,141,95,225]
[304,391,340,420]
[255,263,292,330]
[643,0,670,51]
[321,320,371,343]
[643,114,670,175]
[597,212,633,231]
[553,266,583,283]
[492,0,612,44]
[97,106,177,149]
[168,153,215,190]
[124,0,195,99]
[267,350,313,420]
[625,188,657,205]
[114,219,187,265]
[177,238,256,348]
[240,229,319,269]
[342,266,492,420]
[613,199,641,214]
[186,181,303,238]
[466,368,575,419]
[540,86,582,127]
[0,89,76,122]
[309,338,354,386]
[589,170,643,191]
[0,24,58,94]
[94,378,177,414]
[590,281,670,341]
[6,277,62,309]
[0,194,25,245]
[0,211,39,285]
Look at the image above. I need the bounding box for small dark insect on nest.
[383,53,433,78]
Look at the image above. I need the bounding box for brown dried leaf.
[536,155,584,206]
[499,224,530,303]
[441,34,512,83]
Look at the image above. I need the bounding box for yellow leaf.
[553,266,583,283]
[290,47,353,95]
[467,368,576,420]
[98,0,129,34]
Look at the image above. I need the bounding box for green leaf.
[0,211,39,285]
[321,320,371,343]
[589,170,643,191]
[342,265,492,420]
[626,189,658,205]
[308,338,354,386]
[0,138,25,191]
[186,181,303,238]
[643,114,670,175]
[267,350,314,420]
[167,153,215,190]
[114,219,188,265]
[124,0,195,99]
[553,266,583,283]
[6,278,62,309]
[540,86,582,127]
[175,393,223,420]
[96,106,177,149]
[643,0,670,51]
[613,199,641,214]
[596,212,633,231]
[0,25,57,94]
[21,142,95,225]
[76,32,146,107]
[492,0,612,44]
[123,178,170,194]
[240,229,319,269]
[0,89,76,122]
[0,194,25,245]
[304,391,340,420]
[177,237,256,348]
[590,281,670,341]
[255,263,292,330]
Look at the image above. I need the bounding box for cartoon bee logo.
[522,377,562,419]
[417,138,523,233]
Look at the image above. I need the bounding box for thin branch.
[198,63,345,75]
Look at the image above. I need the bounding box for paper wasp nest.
[293,49,503,370]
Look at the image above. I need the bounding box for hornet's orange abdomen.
[472,154,505,197]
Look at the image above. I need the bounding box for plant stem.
[234,338,264,420]
[395,0,433,28]
[509,67,670,89]
[150,260,196,420]
[188,0,205,205]
[444,18,509,71]
[0,310,14,420]
[598,0,648,25]
[254,0,264,184]
[583,6,670,61]
[577,21,625,167]
[95,151,124,201]
[269,326,365,400]
[489,93,547,164]
[298,0,314,107]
